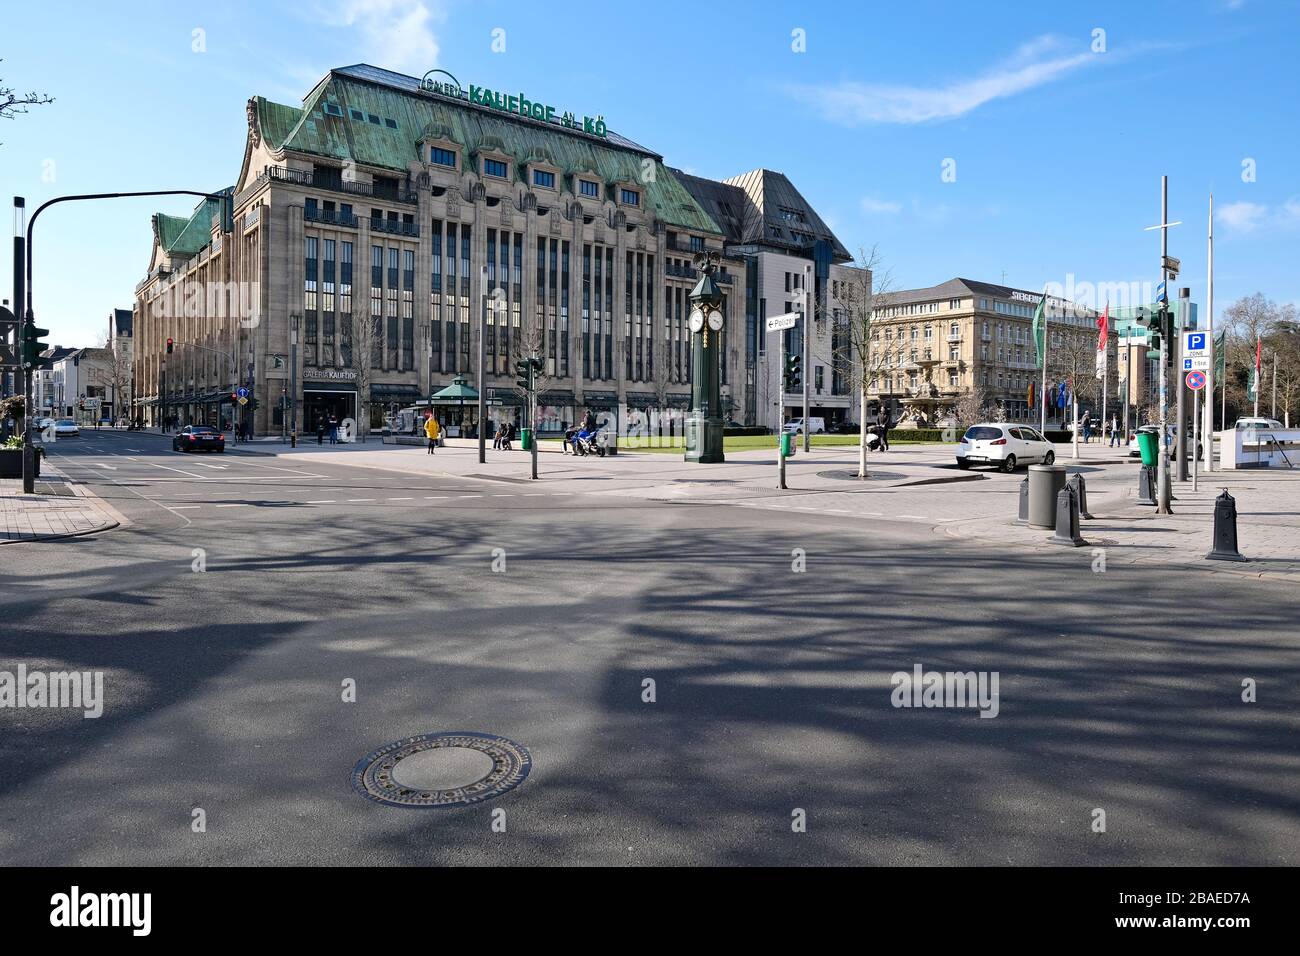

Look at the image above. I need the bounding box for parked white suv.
[956,423,1054,472]
[783,417,826,435]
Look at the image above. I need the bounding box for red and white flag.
[1095,303,1109,379]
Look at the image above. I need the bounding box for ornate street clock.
[685,252,726,463]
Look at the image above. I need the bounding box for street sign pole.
[802,265,811,454]
[778,317,787,489]
[766,310,799,490]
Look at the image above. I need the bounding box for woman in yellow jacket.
[424,414,440,454]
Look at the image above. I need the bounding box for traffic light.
[515,357,544,392]
[515,358,533,392]
[784,353,802,392]
[21,322,50,367]
[166,337,175,354]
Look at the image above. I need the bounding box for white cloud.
[860,196,903,215]
[1217,199,1300,236]
[323,0,442,75]
[786,34,1098,125]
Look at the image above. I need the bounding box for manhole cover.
[351,732,531,808]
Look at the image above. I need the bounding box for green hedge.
[723,427,770,437]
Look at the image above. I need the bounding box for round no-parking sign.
[1186,370,1206,390]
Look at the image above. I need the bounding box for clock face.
[688,308,705,333]
[707,309,724,331]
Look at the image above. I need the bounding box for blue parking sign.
[1187,332,1206,351]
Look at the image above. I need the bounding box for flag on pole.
[1095,303,1109,380]
[1249,334,1261,400]
[1032,290,1049,368]
[1214,330,1225,378]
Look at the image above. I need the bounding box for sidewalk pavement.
[942,461,1300,582]
[0,461,128,543]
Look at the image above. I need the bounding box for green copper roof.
[255,66,722,235]
[155,213,190,250]
[154,191,232,258]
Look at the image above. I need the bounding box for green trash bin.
[1137,430,1158,466]
[779,433,794,457]
[520,427,533,451]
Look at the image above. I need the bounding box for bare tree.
[952,383,999,431]
[1048,329,1101,456]
[0,61,54,145]
[350,315,380,439]
[830,245,895,478]
[516,308,556,430]
[1221,293,1295,416]
[87,345,134,424]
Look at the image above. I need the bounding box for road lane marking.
[424,495,449,499]
[491,493,515,497]
[215,503,250,508]
[171,505,201,510]
[347,498,375,502]
[459,494,483,498]
[139,460,213,479]
[388,497,414,501]
[306,500,336,504]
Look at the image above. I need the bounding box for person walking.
[424,413,440,454]
[1109,413,1121,447]
[1081,410,1092,444]
[876,405,893,452]
[328,414,339,445]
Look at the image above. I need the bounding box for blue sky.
[2,0,1297,346]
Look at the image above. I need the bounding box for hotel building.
[866,278,1102,426]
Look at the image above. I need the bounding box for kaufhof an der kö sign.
[421,70,607,137]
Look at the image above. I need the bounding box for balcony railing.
[305,208,359,228]
[235,165,420,207]
[369,218,420,238]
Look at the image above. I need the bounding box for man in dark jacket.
[877,407,893,452]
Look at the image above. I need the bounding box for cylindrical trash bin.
[1027,463,1067,529]
[1137,430,1158,466]
[520,427,533,451]
[779,433,794,457]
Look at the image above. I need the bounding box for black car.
[173,425,226,453]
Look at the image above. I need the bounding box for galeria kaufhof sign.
[420,69,607,137]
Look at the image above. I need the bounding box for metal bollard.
[1066,473,1094,519]
[1137,465,1156,505]
[1050,485,1088,547]
[1206,489,1248,562]
[1017,476,1028,523]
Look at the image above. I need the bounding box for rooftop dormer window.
[533,169,556,189]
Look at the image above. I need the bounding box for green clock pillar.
[685,253,725,463]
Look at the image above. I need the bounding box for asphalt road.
[2,429,1297,865]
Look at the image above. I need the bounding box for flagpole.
[1205,194,1215,470]
[1099,302,1108,452]
[1039,295,1049,433]
[1254,334,1260,417]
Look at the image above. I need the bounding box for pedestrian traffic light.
[166,337,174,354]
[784,354,802,392]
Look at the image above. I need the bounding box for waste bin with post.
[520,427,533,451]
[1137,430,1159,467]
[779,433,795,457]
[1027,463,1067,529]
